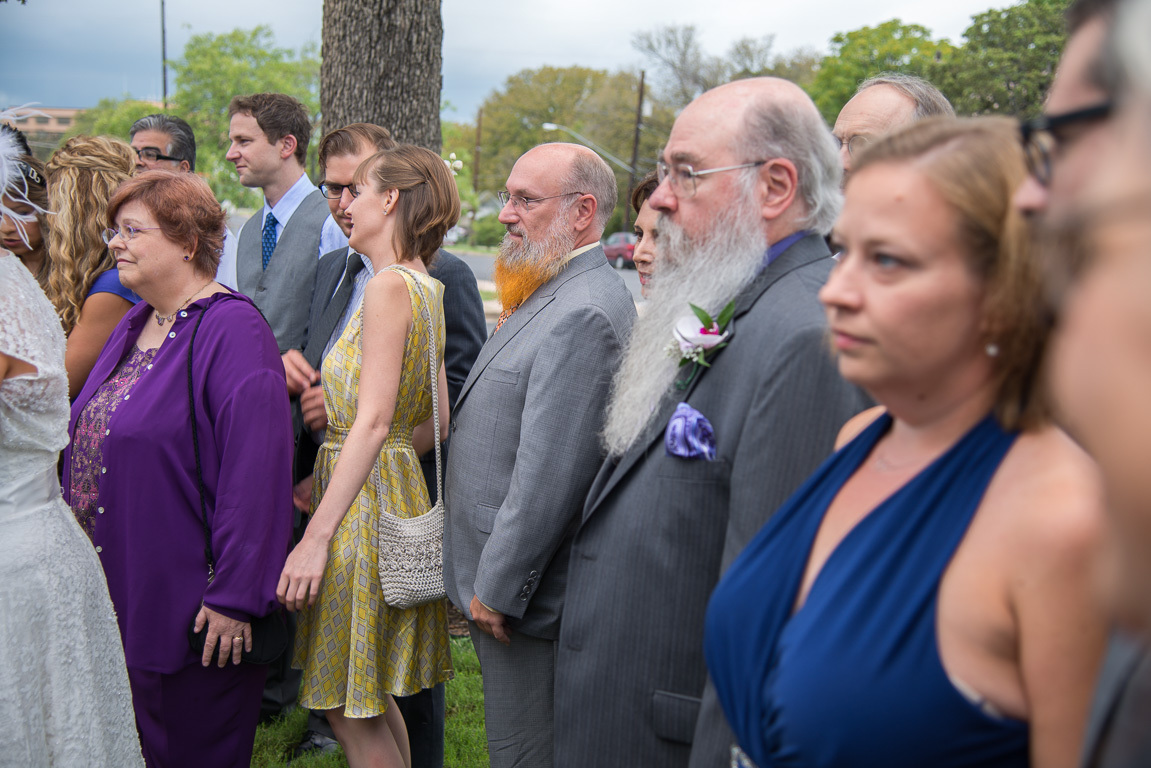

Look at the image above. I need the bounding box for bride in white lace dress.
[0,122,143,766]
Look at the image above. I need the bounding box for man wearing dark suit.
[553,78,870,767]
[443,143,637,768]
[283,124,486,767]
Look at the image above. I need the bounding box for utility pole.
[473,108,482,194]
[160,0,168,109]
[625,70,645,231]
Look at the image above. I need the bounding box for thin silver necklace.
[155,280,212,326]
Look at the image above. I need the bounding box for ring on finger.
[233,636,243,642]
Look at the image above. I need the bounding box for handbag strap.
[393,265,442,504]
[186,304,215,583]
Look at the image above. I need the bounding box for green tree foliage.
[761,48,823,90]
[63,98,160,146]
[170,26,320,209]
[471,214,506,247]
[934,0,1067,117]
[809,20,955,124]
[474,66,675,228]
[442,119,479,221]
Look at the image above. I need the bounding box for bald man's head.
[545,143,618,234]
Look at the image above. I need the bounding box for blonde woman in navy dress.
[706,117,1107,768]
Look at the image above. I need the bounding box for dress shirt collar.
[763,230,812,269]
[261,172,317,228]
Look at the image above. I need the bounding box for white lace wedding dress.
[0,251,143,766]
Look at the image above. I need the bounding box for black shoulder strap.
[187,304,215,582]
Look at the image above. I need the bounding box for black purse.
[184,301,289,666]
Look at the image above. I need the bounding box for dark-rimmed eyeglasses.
[320,182,356,200]
[496,190,583,213]
[656,159,767,198]
[832,134,871,159]
[135,146,182,164]
[101,225,161,245]
[1019,103,1112,186]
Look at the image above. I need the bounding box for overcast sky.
[1,0,1003,121]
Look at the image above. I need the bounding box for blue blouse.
[87,269,141,304]
[704,412,1028,768]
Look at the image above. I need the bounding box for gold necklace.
[155,280,213,326]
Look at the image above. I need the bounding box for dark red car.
[603,231,637,269]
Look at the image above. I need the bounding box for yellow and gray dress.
[294,264,453,717]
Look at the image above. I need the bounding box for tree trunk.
[322,0,443,152]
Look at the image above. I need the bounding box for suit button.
[529,570,539,577]
[451,421,457,434]
[520,595,528,601]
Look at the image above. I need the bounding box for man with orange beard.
[443,142,636,768]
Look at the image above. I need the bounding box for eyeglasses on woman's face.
[101,225,161,245]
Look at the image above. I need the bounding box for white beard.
[601,192,770,458]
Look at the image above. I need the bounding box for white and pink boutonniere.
[666,301,735,389]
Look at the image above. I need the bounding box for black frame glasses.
[135,146,183,164]
[319,182,356,200]
[1019,102,1112,186]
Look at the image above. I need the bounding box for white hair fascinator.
[0,107,50,251]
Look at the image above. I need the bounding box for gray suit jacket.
[1081,631,1151,768]
[554,234,871,768]
[236,190,329,354]
[443,247,636,640]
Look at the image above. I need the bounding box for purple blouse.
[63,292,293,673]
[70,345,156,538]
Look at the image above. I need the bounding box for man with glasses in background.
[832,73,954,186]
[1012,2,1146,767]
[443,142,635,768]
[553,77,869,768]
[128,113,242,288]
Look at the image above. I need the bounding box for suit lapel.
[585,234,832,512]
[454,247,607,413]
[303,249,353,365]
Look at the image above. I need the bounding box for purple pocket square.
[665,402,716,460]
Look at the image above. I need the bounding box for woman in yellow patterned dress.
[278,145,457,768]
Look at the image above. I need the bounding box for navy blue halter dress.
[704,412,1029,768]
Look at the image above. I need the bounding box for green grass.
[251,636,487,767]
[478,289,497,302]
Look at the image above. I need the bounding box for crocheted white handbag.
[376,269,447,609]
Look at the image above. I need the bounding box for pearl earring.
[985,343,999,358]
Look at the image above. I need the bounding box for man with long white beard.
[554,77,871,767]
[443,142,636,768]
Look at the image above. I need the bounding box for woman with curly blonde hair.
[45,135,140,398]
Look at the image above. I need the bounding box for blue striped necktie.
[261,211,278,270]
